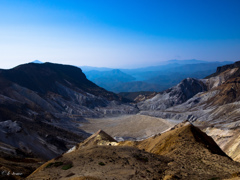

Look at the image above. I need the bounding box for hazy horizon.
[0,59,236,70]
[1,0,240,69]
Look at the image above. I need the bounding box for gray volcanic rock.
[0,120,22,133]
[139,61,240,162]
[138,78,207,111]
[0,62,138,159]
[138,61,240,122]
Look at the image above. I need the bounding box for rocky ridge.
[138,60,240,162]
[0,62,138,160]
[27,123,240,180]
[138,77,207,111]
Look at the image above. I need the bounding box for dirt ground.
[80,114,177,140]
[28,123,240,180]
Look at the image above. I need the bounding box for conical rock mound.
[66,130,118,154]
[80,129,118,147]
[136,121,229,157]
[119,121,240,179]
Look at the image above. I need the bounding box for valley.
[80,114,177,141]
[2,0,240,179]
[82,60,232,93]
[1,61,240,179]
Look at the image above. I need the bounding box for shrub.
[45,163,54,168]
[62,164,73,170]
[134,154,148,162]
[54,162,63,167]
[98,162,105,166]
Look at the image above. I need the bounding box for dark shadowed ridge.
[0,62,130,102]
[205,60,240,78]
[0,62,137,161]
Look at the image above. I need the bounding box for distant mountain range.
[81,59,233,93]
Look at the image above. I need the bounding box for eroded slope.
[28,123,240,180]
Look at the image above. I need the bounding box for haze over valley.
[81,59,232,92]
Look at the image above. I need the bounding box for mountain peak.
[29,121,240,180]
[1,62,123,101]
[136,122,229,158]
[32,60,43,64]
[167,59,207,64]
[111,69,121,73]
[79,129,118,147]
[138,78,207,111]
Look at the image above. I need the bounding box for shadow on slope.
[28,123,240,180]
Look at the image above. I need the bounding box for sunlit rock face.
[138,78,207,111]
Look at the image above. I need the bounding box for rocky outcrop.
[138,78,207,111]
[206,60,240,78]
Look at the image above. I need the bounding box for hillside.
[122,122,240,179]
[0,62,138,160]
[138,78,207,111]
[0,62,122,100]
[84,69,162,93]
[1,60,240,178]
[139,61,240,123]
[118,91,157,102]
[139,60,240,162]
[27,123,240,180]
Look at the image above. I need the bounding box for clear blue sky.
[0,0,240,68]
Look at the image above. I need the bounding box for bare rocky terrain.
[0,62,138,160]
[27,122,240,180]
[2,61,240,179]
[138,77,207,111]
[138,61,240,162]
[80,114,176,141]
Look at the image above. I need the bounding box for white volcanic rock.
[138,61,240,162]
[138,78,207,111]
[0,120,22,133]
[205,68,239,89]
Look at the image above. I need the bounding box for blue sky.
[0,0,240,69]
